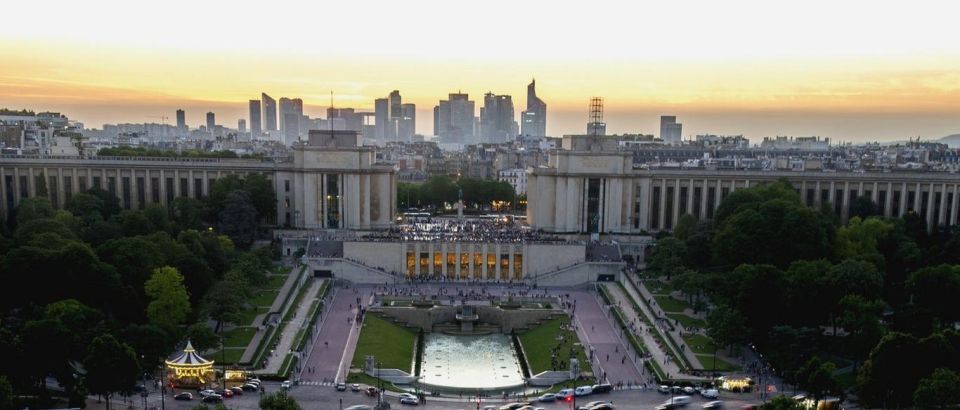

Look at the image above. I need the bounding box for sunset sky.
[2,0,960,142]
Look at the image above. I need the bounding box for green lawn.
[647,280,676,294]
[518,317,593,376]
[208,348,245,364]
[350,315,417,372]
[236,306,269,326]
[251,289,281,307]
[265,274,287,289]
[682,333,718,355]
[653,295,691,313]
[695,354,741,372]
[222,327,257,348]
[667,312,707,329]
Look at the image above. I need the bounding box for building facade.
[248,100,262,138]
[0,130,397,230]
[527,135,960,233]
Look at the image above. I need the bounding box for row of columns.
[404,243,524,281]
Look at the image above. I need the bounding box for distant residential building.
[262,93,277,131]
[521,79,547,138]
[695,134,749,149]
[760,136,831,151]
[206,112,215,130]
[498,168,527,195]
[175,109,186,129]
[249,100,262,138]
[435,92,475,143]
[480,92,517,143]
[660,115,682,144]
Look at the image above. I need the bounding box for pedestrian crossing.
[298,380,337,386]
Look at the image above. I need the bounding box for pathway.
[239,266,304,364]
[602,283,706,380]
[566,290,646,386]
[263,278,325,374]
[300,285,374,384]
[619,280,705,369]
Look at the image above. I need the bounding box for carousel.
[165,340,215,388]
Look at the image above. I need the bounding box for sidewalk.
[240,267,304,364]
[620,280,705,369]
[263,278,325,374]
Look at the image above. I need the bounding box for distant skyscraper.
[249,100,262,138]
[175,109,186,129]
[399,103,416,142]
[480,92,516,143]
[279,97,303,144]
[206,112,215,130]
[262,93,277,131]
[521,79,547,138]
[238,119,246,133]
[374,98,389,142]
[434,92,475,142]
[660,115,682,144]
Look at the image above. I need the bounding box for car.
[591,383,613,394]
[241,384,258,392]
[201,395,223,403]
[672,386,683,393]
[517,406,536,410]
[174,392,192,401]
[588,405,614,410]
[537,393,556,402]
[281,380,293,390]
[584,401,613,408]
[658,385,671,394]
[683,387,696,395]
[557,388,575,400]
[365,387,378,397]
[400,396,419,405]
[229,387,243,395]
[247,378,262,385]
[574,385,593,396]
[399,393,417,401]
[198,389,216,398]
[499,403,530,410]
[351,383,361,392]
[703,401,724,410]
[336,383,347,391]
[665,396,693,407]
[656,404,680,410]
[344,406,374,410]
[701,389,720,399]
[215,389,233,398]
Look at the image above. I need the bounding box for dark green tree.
[259,391,301,410]
[648,237,687,279]
[15,197,55,226]
[218,190,257,249]
[84,334,140,410]
[913,368,960,409]
[706,306,749,355]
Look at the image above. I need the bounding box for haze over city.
[3,0,960,141]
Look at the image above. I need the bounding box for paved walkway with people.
[626,280,706,369]
[263,278,325,374]
[566,290,646,387]
[240,266,303,364]
[300,284,374,384]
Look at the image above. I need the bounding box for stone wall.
[369,305,561,334]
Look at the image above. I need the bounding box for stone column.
[658,178,667,230]
[938,183,949,227]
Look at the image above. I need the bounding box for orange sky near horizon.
[2,0,960,141]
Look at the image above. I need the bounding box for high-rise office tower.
[262,93,277,131]
[521,79,547,137]
[480,92,516,143]
[398,103,416,142]
[434,92,475,143]
[175,109,186,129]
[374,98,389,142]
[238,119,246,133]
[279,97,303,144]
[206,112,215,130]
[660,115,682,144]
[385,90,402,142]
[249,100,262,138]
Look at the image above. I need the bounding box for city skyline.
[2,0,960,141]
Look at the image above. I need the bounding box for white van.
[574,385,593,396]
[557,389,575,400]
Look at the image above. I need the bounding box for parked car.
[351,383,361,392]
[174,392,192,401]
[202,394,223,403]
[703,401,724,410]
[247,378,262,385]
[399,393,417,401]
[701,389,720,399]
[683,387,696,395]
[336,383,347,391]
[281,380,293,390]
[198,389,216,398]
[557,389,575,400]
[241,384,258,392]
[591,383,613,394]
[583,401,613,409]
[215,389,233,398]
[229,387,244,395]
[537,393,556,402]
[658,385,671,394]
[499,403,530,410]
[588,405,614,410]
[574,385,594,397]
[399,396,419,405]
[365,387,378,397]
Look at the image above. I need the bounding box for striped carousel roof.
[165,340,213,366]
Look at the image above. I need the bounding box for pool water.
[419,333,524,390]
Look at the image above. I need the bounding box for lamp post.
[140,355,148,410]
[160,363,165,410]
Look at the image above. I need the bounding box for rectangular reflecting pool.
[419,333,524,390]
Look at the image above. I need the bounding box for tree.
[259,391,302,410]
[97,237,165,300]
[835,217,893,269]
[15,197,55,226]
[849,196,879,220]
[173,197,207,231]
[65,192,105,223]
[759,395,804,410]
[673,214,698,240]
[218,190,257,249]
[913,368,960,409]
[84,334,140,410]
[796,357,840,400]
[673,269,709,308]
[144,266,191,330]
[204,280,245,331]
[706,306,749,355]
[0,376,13,410]
[242,173,277,222]
[907,264,960,326]
[84,187,121,219]
[185,323,220,352]
[837,295,886,361]
[648,237,687,279]
[857,332,952,407]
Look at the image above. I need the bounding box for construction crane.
[146,115,169,125]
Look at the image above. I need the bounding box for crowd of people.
[362,218,566,244]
